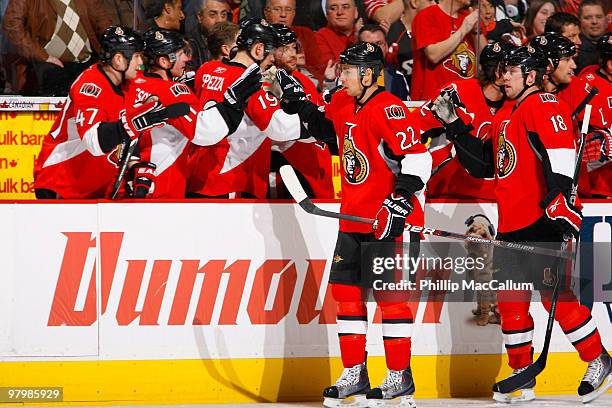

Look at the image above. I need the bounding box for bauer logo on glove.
[373,194,414,240]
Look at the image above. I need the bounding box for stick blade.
[493,362,544,394]
[279,165,308,204]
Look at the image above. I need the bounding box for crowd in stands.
[1,0,609,97]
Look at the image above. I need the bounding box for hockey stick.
[493,103,594,394]
[109,102,190,199]
[279,165,571,259]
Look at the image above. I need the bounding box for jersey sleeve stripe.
[193,106,231,146]
[400,151,432,188]
[547,147,576,179]
[264,110,302,142]
[82,123,105,156]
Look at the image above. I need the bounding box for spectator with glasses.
[264,0,320,84]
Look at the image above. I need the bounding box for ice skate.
[578,350,612,403]
[323,362,370,408]
[492,366,536,403]
[365,368,416,408]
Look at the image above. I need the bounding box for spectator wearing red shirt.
[263,0,321,82]
[411,0,478,100]
[314,0,360,81]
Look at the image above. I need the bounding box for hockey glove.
[540,189,582,239]
[584,130,612,163]
[276,69,309,114]
[120,101,166,139]
[373,194,413,240]
[128,161,157,198]
[321,84,342,104]
[223,63,262,111]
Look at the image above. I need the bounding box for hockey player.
[431,45,611,403]
[121,28,200,198]
[186,18,301,199]
[576,33,611,197]
[532,32,611,197]
[266,24,335,199]
[419,41,515,199]
[277,42,432,407]
[34,26,156,199]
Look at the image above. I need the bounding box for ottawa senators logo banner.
[443,42,476,79]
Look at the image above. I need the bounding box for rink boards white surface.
[0,200,610,405]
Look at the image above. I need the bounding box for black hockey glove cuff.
[394,173,425,198]
[216,101,246,135]
[445,119,474,142]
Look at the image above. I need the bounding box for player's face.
[126,52,145,79]
[339,64,362,96]
[170,48,189,77]
[274,42,298,71]
[551,56,576,84]
[502,66,528,99]
[261,50,276,70]
[561,23,581,48]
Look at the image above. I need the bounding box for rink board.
[0,200,610,404]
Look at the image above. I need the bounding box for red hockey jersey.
[325,89,432,233]
[491,92,576,233]
[276,70,335,199]
[418,78,513,199]
[188,60,301,198]
[123,72,201,198]
[34,64,126,198]
[558,68,611,197]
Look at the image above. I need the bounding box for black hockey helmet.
[272,24,298,47]
[530,32,576,69]
[236,18,278,55]
[597,32,611,62]
[480,41,516,71]
[339,42,384,78]
[502,45,548,76]
[143,28,186,63]
[100,26,144,62]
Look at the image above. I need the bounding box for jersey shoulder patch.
[384,104,406,120]
[539,93,558,103]
[170,83,191,97]
[79,83,102,98]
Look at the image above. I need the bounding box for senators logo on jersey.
[496,121,516,179]
[442,42,476,79]
[342,123,369,184]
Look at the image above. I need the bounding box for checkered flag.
[44,0,92,62]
